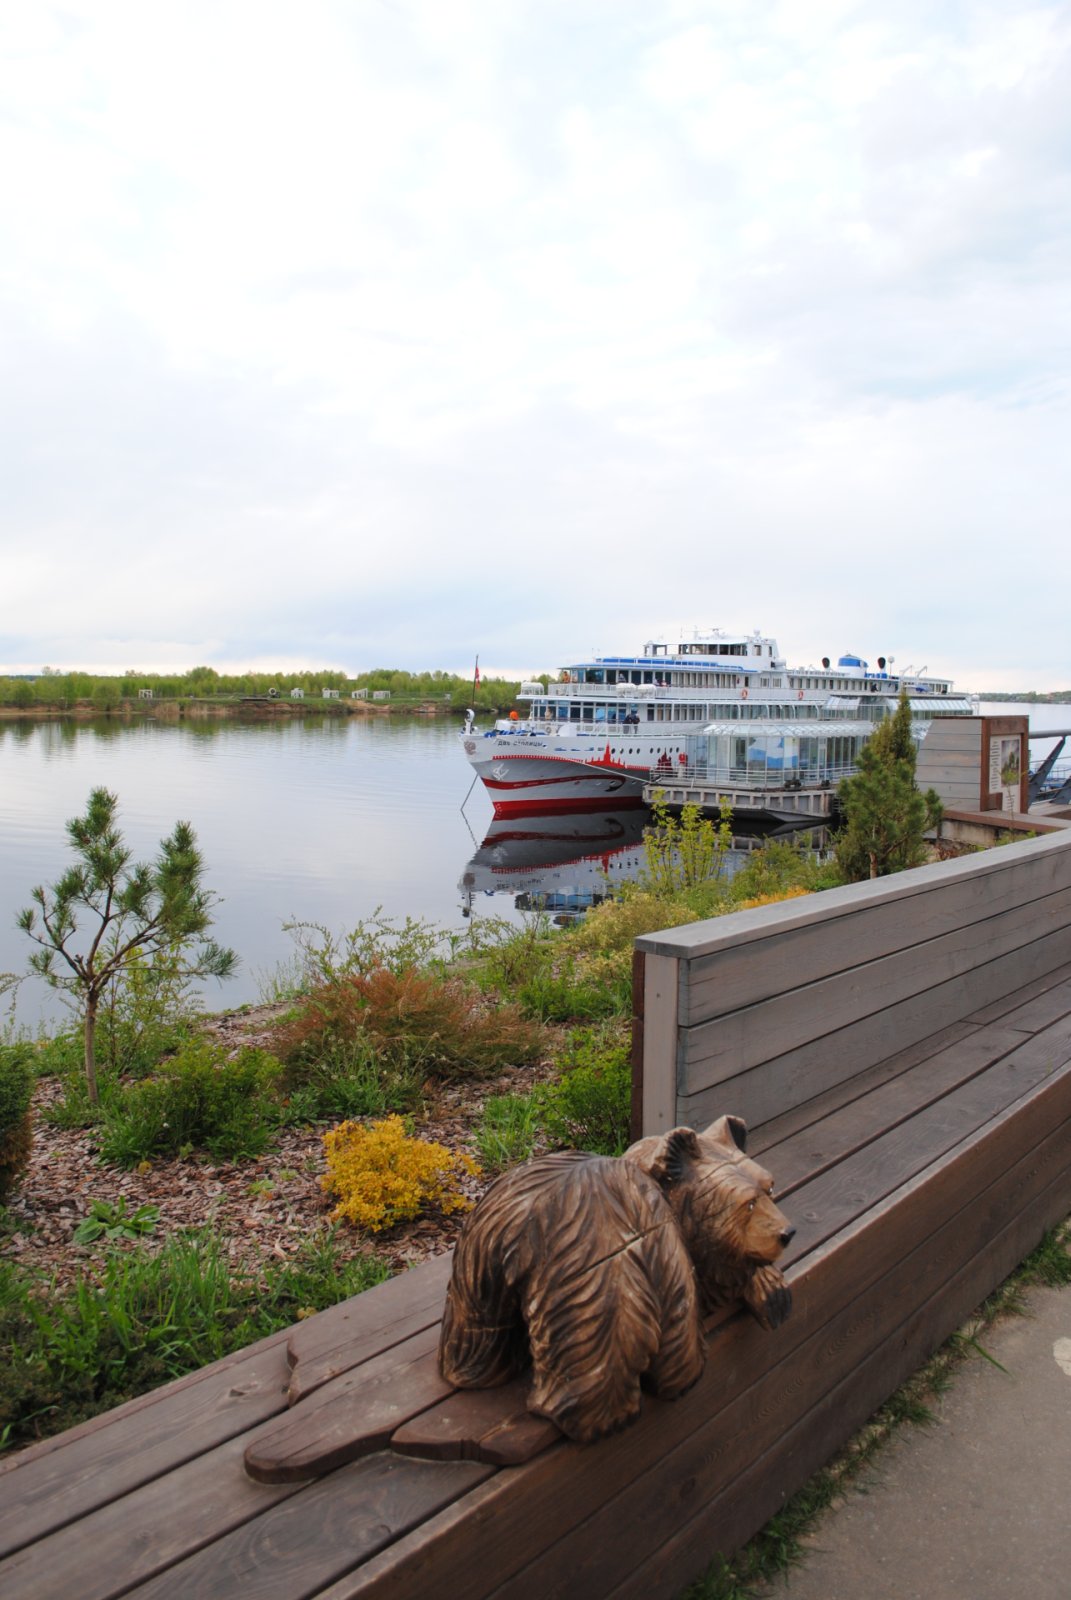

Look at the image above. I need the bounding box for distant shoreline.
[0,697,471,724]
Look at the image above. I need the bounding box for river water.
[1,702,1065,1028]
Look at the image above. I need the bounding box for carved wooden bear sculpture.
[438,1115,794,1444]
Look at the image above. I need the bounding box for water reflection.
[459,812,830,923]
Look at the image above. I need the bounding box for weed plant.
[472,1094,544,1174]
[73,1198,160,1246]
[0,1229,388,1453]
[283,911,459,987]
[279,1031,423,1122]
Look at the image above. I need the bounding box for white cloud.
[0,1,1068,691]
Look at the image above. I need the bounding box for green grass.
[0,1228,389,1454]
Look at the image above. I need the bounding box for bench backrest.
[633,829,1071,1137]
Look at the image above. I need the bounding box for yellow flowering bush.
[321,1114,479,1232]
[732,886,812,912]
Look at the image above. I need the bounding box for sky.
[1,1,1069,693]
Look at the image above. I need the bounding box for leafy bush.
[0,1229,388,1452]
[97,1040,283,1166]
[539,1025,633,1156]
[641,796,733,896]
[473,1094,543,1174]
[0,1044,35,1204]
[321,1114,479,1232]
[275,967,544,1086]
[727,840,825,904]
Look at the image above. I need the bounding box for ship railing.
[646,761,861,791]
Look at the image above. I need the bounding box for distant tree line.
[0,665,536,713]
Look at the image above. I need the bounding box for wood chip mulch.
[2,1005,558,1296]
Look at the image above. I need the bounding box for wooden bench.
[4,831,1071,1599]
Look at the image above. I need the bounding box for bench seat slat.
[0,1336,292,1560]
[285,1253,454,1402]
[124,1453,491,1600]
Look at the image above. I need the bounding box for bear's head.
[624,1116,794,1312]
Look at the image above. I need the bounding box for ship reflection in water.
[459,810,829,924]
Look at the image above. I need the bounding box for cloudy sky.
[1,1,1068,691]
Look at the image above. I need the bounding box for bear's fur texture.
[438,1115,794,1443]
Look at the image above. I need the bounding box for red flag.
[473,659,480,688]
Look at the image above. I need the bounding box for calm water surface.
[1,702,1064,1027]
[0,716,501,1026]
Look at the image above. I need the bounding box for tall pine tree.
[835,692,943,881]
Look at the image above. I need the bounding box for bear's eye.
[747,1199,756,1213]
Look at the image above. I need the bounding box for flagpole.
[471,655,480,707]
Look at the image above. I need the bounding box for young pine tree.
[835,693,943,881]
[18,788,237,1104]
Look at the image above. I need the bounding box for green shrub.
[0,1045,35,1204]
[97,1040,283,1166]
[539,1024,633,1156]
[516,958,630,1023]
[727,840,825,904]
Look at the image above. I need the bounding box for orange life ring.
[798,690,804,700]
[741,688,749,699]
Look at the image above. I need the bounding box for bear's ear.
[703,1114,748,1152]
[629,1126,703,1189]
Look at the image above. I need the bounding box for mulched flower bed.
[2,1007,558,1295]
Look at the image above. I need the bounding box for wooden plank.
[678,937,1071,1126]
[965,973,1071,1035]
[639,952,678,1138]
[770,1031,1071,1266]
[122,1454,492,1600]
[285,1253,454,1402]
[747,1019,979,1152]
[313,1075,1071,1600]
[683,852,1071,1026]
[0,1335,292,1560]
[679,892,1071,1091]
[754,1023,1029,1196]
[486,1127,1071,1600]
[629,949,645,1143]
[244,1327,452,1483]
[965,959,1071,1025]
[0,1430,301,1600]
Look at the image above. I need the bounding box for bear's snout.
[779,1226,796,1248]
